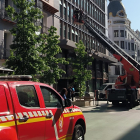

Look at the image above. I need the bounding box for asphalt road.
[82,102,140,140]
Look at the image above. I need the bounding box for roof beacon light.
[0,75,32,81]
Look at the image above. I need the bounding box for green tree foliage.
[39,26,68,85]
[5,0,44,80]
[69,40,93,97]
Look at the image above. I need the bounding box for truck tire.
[72,124,84,140]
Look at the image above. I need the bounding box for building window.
[93,40,95,49]
[131,43,134,51]
[99,11,100,22]
[121,41,124,49]
[138,50,140,56]
[67,5,70,19]
[63,2,66,19]
[59,0,62,17]
[60,22,62,38]
[128,42,130,50]
[79,31,81,41]
[5,0,8,8]
[94,8,96,19]
[114,41,119,46]
[89,4,91,16]
[92,6,94,17]
[68,26,70,40]
[71,8,73,21]
[72,29,75,41]
[101,13,102,24]
[87,2,88,14]
[125,31,127,38]
[75,30,78,42]
[120,30,124,37]
[135,44,137,51]
[63,24,66,38]
[85,35,87,46]
[82,33,84,42]
[114,30,119,37]
[96,10,98,21]
[84,0,86,11]
[81,0,83,8]
[77,0,79,6]
[132,55,135,59]
[125,42,127,49]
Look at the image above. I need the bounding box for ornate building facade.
[108,0,140,83]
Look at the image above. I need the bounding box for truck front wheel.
[72,124,85,140]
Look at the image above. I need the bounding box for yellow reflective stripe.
[0,121,15,128]
[63,112,83,118]
[59,134,72,140]
[0,117,51,128]
[59,134,72,139]
[61,136,72,140]
[17,117,51,125]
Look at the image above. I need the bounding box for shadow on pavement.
[116,123,140,140]
[82,103,130,113]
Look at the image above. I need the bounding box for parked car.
[98,83,115,99]
[0,75,86,140]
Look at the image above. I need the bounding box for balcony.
[42,1,58,14]
[0,9,16,24]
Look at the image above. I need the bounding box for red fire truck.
[73,9,140,108]
[0,75,86,140]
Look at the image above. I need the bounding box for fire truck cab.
[0,75,86,140]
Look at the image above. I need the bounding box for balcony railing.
[0,8,16,24]
[0,9,11,20]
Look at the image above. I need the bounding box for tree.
[69,40,93,97]
[39,26,68,85]
[5,0,44,80]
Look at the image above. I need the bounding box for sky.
[107,0,140,31]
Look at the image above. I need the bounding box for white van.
[98,83,115,99]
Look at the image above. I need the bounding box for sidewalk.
[72,100,108,111]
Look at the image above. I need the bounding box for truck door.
[0,84,18,140]
[39,86,72,140]
[9,84,46,140]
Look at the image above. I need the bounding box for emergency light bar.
[0,75,32,81]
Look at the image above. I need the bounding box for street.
[81,102,140,140]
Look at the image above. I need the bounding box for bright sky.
[107,0,140,31]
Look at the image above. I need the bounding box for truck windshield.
[98,85,107,90]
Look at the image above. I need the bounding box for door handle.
[46,113,53,119]
[19,115,29,123]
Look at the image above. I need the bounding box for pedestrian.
[60,88,68,99]
[67,86,72,99]
[71,86,75,101]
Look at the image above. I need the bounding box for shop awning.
[0,67,13,72]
